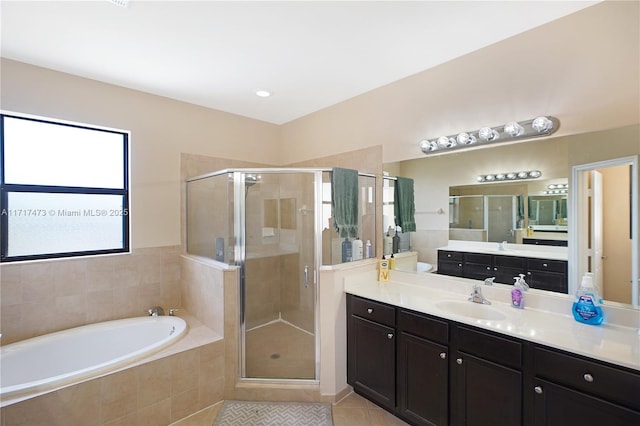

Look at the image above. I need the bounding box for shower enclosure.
[186,168,376,382]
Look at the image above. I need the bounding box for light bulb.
[456,132,477,145]
[495,173,506,180]
[485,174,496,181]
[517,171,528,179]
[506,172,517,179]
[504,122,524,137]
[532,116,553,133]
[479,127,499,141]
[477,175,485,182]
[529,170,542,178]
[420,140,438,153]
[437,136,456,148]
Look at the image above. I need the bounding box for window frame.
[0,112,130,262]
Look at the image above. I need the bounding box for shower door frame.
[234,168,323,384]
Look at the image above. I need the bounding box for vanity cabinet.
[397,309,449,426]
[450,326,523,426]
[530,345,640,426]
[437,250,567,293]
[347,294,396,411]
[437,250,464,277]
[525,259,568,293]
[348,294,524,425]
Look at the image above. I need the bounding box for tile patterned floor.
[171,393,410,426]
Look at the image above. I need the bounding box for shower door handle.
[304,265,310,288]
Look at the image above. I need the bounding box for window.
[0,113,130,262]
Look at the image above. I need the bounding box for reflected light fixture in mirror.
[419,116,559,154]
[477,170,542,183]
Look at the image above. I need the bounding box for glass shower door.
[240,171,318,381]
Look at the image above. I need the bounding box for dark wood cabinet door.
[451,352,522,426]
[525,270,567,293]
[532,379,640,426]
[398,331,448,426]
[348,315,396,410]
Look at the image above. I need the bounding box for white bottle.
[351,237,363,261]
[365,240,372,259]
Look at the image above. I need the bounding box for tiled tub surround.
[344,269,640,372]
[0,245,182,344]
[1,313,224,426]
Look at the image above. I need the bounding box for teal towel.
[332,167,359,238]
[394,177,416,232]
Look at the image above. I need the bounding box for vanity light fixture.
[477,170,542,183]
[545,183,568,194]
[419,116,559,155]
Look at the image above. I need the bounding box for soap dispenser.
[511,275,528,309]
[572,272,604,325]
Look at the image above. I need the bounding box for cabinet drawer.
[350,295,395,327]
[534,346,640,411]
[527,258,567,273]
[438,250,463,262]
[398,309,448,345]
[494,255,525,269]
[455,325,522,369]
[464,253,492,265]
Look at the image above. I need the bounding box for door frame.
[569,156,638,306]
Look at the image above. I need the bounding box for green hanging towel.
[394,177,416,232]
[331,167,359,238]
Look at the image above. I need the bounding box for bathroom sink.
[435,300,507,321]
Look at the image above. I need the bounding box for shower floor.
[245,320,315,380]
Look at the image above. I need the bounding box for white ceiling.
[0,0,602,125]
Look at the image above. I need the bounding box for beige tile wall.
[180,255,226,336]
[0,246,182,344]
[0,340,224,426]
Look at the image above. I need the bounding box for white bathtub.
[0,316,187,400]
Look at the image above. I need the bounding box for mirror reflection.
[448,179,568,245]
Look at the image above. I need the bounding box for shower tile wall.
[0,245,182,344]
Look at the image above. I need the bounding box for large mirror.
[385,124,640,308]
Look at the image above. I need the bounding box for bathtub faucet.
[147,306,165,316]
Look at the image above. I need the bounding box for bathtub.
[1,316,187,400]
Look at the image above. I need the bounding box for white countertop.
[440,240,568,261]
[344,270,640,372]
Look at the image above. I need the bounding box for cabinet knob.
[439,352,447,359]
[494,267,498,271]
[367,308,373,314]
[486,266,491,270]
[527,272,532,275]
[387,333,394,340]
[543,263,548,267]
[584,373,594,383]
[458,263,463,267]
[447,254,452,258]
[456,358,463,365]
[534,386,543,394]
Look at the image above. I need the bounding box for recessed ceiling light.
[255,90,272,98]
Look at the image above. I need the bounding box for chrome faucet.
[469,281,492,305]
[498,241,508,251]
[147,306,165,316]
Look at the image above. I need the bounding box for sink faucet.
[469,281,492,305]
[147,306,165,316]
[498,241,508,251]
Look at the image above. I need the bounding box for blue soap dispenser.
[572,272,604,325]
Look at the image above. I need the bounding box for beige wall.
[1,58,280,249]
[278,1,639,166]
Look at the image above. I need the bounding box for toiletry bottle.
[572,272,604,325]
[389,253,396,270]
[511,277,525,309]
[378,256,389,281]
[351,237,363,261]
[365,240,372,259]
[392,227,400,254]
[341,237,352,262]
[383,228,393,256]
